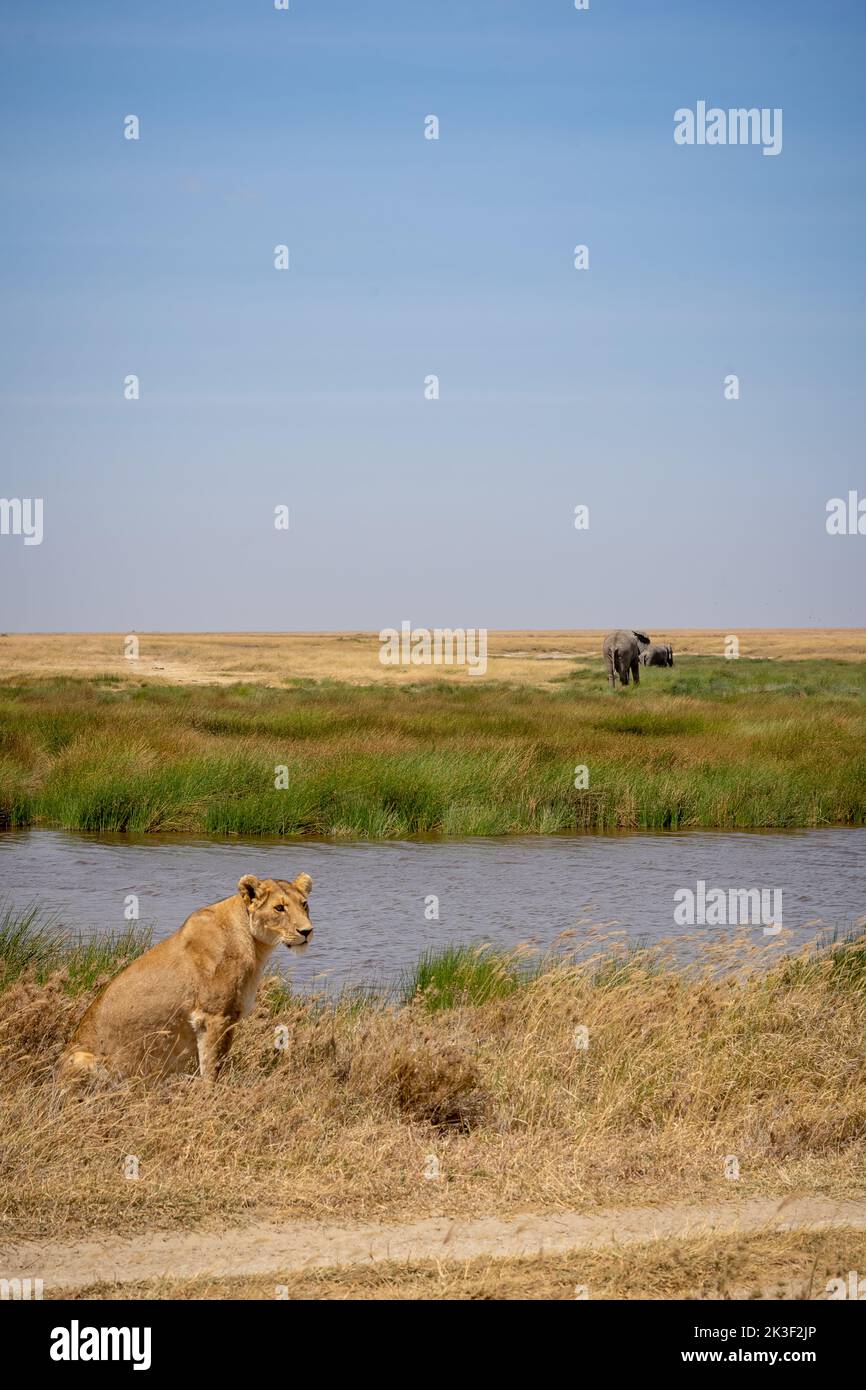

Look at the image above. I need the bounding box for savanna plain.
[1,630,865,1300]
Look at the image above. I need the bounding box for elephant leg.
[606,654,617,687]
[618,655,630,685]
[631,656,641,684]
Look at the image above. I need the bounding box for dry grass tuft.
[369,1017,490,1131]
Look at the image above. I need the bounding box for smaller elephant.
[640,643,674,668]
[603,630,651,687]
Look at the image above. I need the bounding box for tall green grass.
[0,902,151,992]
[0,902,64,988]
[1,661,865,836]
[399,944,541,1010]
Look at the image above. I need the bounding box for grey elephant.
[602,630,651,687]
[640,643,674,668]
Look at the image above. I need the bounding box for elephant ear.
[633,631,651,648]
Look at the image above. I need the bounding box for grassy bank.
[2,917,866,1239]
[1,659,865,835]
[0,901,151,994]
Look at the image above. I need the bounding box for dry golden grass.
[55,1228,866,1300]
[2,937,866,1243]
[2,630,863,688]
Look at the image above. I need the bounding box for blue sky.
[1,0,864,631]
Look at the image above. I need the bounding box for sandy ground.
[1,630,863,688]
[4,1194,865,1293]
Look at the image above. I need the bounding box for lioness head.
[237,873,314,947]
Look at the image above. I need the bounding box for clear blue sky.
[1,0,864,631]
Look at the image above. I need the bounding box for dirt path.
[4,1195,865,1292]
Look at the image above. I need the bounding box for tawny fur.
[58,874,313,1084]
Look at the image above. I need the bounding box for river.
[1,827,864,991]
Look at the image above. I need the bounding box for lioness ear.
[238,874,261,905]
[293,872,313,896]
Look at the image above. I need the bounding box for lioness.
[58,873,314,1083]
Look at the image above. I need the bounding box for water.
[1,827,864,992]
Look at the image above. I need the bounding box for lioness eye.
[275,904,285,912]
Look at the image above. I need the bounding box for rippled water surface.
[2,828,864,990]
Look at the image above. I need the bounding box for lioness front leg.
[190,1011,236,1082]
